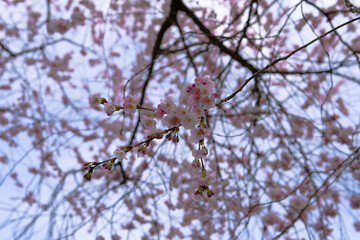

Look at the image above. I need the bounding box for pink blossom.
[253,123,269,139]
[123,94,137,115]
[189,127,211,143]
[71,7,86,26]
[114,147,126,160]
[186,83,196,93]
[22,191,36,205]
[182,111,198,130]
[183,77,217,111]
[199,83,212,96]
[336,97,349,116]
[111,235,121,240]
[104,102,117,116]
[288,196,308,219]
[121,222,135,230]
[47,18,71,34]
[5,27,20,37]
[155,105,165,118]
[262,211,282,226]
[192,147,208,159]
[124,102,136,114]
[350,195,360,209]
[354,222,360,232]
[198,172,216,186]
[163,113,182,128]
[141,115,156,131]
[166,227,184,239]
[313,218,333,236]
[194,76,214,87]
[192,106,205,117]
[268,187,285,201]
[0,155,7,164]
[176,105,188,120]
[188,94,202,107]
[201,95,215,109]
[159,96,175,113]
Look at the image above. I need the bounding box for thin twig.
[216,16,360,107]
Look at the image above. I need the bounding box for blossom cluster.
[85,76,218,198]
[88,94,138,116]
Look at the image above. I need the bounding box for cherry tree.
[1,0,360,239]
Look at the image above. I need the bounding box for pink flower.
[189,127,211,143]
[123,94,137,115]
[176,105,188,120]
[187,76,217,109]
[262,211,282,226]
[121,222,135,230]
[141,115,156,131]
[288,197,308,218]
[159,96,175,113]
[155,105,165,118]
[253,123,269,139]
[124,102,136,114]
[201,95,215,109]
[163,112,182,128]
[182,111,198,130]
[350,195,360,209]
[194,76,215,88]
[268,187,285,201]
[104,102,117,116]
[198,172,216,186]
[47,18,71,34]
[88,93,101,108]
[22,191,36,205]
[199,84,212,96]
[0,155,7,164]
[192,147,208,159]
[71,7,86,26]
[113,146,126,160]
[354,222,360,232]
[193,105,205,117]
[188,94,201,107]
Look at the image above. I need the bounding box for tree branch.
[216,16,360,107]
[178,0,259,74]
[345,0,360,13]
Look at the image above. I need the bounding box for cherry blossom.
[140,115,156,131]
[103,102,117,116]
[189,126,211,143]
[1,0,360,239]
[113,146,126,160]
[163,112,182,128]
[123,94,137,115]
[261,211,282,226]
[181,110,198,130]
[158,96,175,113]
